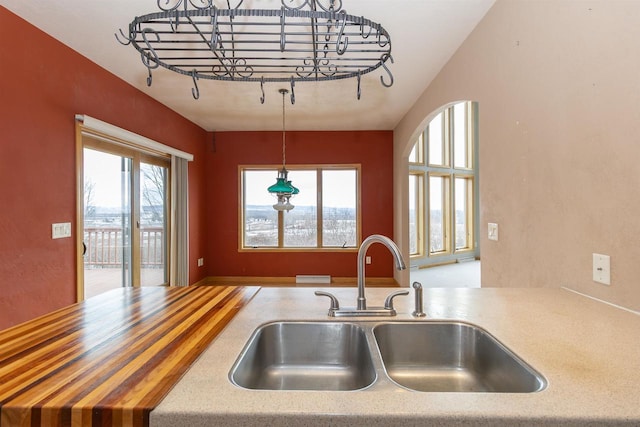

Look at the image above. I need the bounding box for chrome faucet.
[315,234,408,317]
[357,234,406,309]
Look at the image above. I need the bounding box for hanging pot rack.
[116,0,394,103]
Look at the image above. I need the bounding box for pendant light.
[267,89,299,211]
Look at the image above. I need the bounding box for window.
[428,111,446,166]
[408,172,424,256]
[453,102,471,169]
[408,101,478,264]
[428,173,450,254]
[454,176,474,250]
[408,133,424,164]
[240,165,360,250]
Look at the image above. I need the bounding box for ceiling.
[1,0,494,131]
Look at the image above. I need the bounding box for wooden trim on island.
[0,286,259,427]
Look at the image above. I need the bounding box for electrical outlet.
[366,256,371,265]
[52,222,72,239]
[593,253,610,285]
[197,258,204,267]
[488,223,498,241]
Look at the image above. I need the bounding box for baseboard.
[296,275,331,284]
[418,260,456,269]
[200,276,399,287]
[417,257,480,269]
[190,277,211,287]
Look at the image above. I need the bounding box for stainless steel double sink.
[229,320,546,393]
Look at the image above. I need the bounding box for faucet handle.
[383,290,409,311]
[315,291,340,315]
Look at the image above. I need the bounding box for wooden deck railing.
[84,227,164,268]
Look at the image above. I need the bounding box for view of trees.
[409,208,468,254]
[83,162,167,268]
[244,205,357,248]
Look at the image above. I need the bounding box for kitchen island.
[2,285,639,426]
[0,285,259,426]
[152,286,640,426]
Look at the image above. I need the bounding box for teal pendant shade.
[267,168,298,195]
[286,180,300,195]
[267,177,292,194]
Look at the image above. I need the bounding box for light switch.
[592,253,610,286]
[52,222,72,239]
[488,223,498,241]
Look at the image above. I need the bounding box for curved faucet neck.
[356,235,406,310]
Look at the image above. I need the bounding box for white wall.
[394,0,640,311]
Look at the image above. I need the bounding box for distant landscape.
[244,205,356,248]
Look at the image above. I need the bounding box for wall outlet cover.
[52,222,72,239]
[592,253,610,286]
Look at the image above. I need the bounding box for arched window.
[409,101,479,265]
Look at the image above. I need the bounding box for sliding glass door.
[83,148,133,297]
[81,142,169,299]
[140,161,168,287]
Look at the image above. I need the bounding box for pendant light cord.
[281,89,286,170]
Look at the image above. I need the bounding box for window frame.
[427,172,451,255]
[77,133,172,301]
[409,171,425,257]
[239,164,362,252]
[454,174,475,252]
[427,110,449,168]
[408,132,425,165]
[409,101,479,264]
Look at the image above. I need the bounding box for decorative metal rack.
[116,0,393,103]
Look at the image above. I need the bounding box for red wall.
[205,131,394,279]
[0,7,396,330]
[0,8,208,330]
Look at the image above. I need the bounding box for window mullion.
[278,211,284,248]
[447,106,456,254]
[467,177,474,250]
[317,169,323,247]
[131,154,141,287]
[444,108,451,167]
[467,102,473,169]
[445,174,452,254]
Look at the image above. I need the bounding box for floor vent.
[457,257,476,263]
[296,275,331,284]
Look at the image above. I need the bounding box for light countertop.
[151,287,640,426]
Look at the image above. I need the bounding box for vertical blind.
[170,156,189,286]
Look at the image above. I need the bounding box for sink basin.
[230,320,546,393]
[373,321,546,393]
[229,321,376,391]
